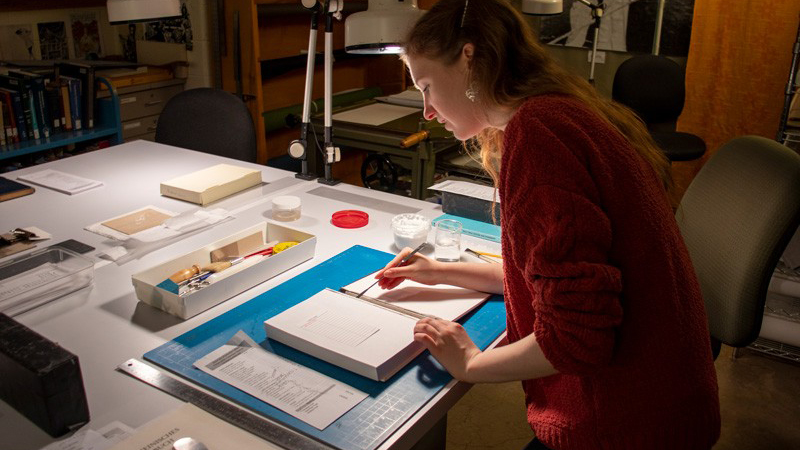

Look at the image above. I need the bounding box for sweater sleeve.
[502,106,624,375]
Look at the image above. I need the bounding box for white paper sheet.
[428,179,499,204]
[332,103,420,126]
[108,404,279,450]
[194,330,367,430]
[40,421,133,450]
[342,276,491,321]
[18,169,103,195]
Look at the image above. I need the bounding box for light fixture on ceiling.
[522,0,605,85]
[521,0,563,16]
[107,0,182,25]
[344,0,426,54]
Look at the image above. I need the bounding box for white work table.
[0,140,503,450]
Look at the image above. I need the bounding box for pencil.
[470,249,502,259]
[465,248,501,264]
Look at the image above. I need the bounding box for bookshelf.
[0,77,122,161]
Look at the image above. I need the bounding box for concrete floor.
[446,346,800,450]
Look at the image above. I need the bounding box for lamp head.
[521,0,563,16]
[107,0,182,25]
[345,0,425,54]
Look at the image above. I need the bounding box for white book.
[264,277,490,381]
[17,169,103,195]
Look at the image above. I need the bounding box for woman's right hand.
[375,247,443,290]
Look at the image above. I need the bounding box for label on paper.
[194,331,367,430]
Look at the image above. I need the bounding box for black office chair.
[675,136,800,360]
[155,88,257,163]
[612,55,706,162]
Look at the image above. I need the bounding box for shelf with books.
[0,77,122,161]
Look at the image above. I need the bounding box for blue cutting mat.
[144,245,506,450]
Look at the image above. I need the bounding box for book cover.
[0,99,6,146]
[0,92,19,143]
[264,278,490,381]
[0,76,35,140]
[0,177,35,202]
[59,81,72,130]
[160,164,262,205]
[56,63,94,129]
[61,76,81,130]
[0,88,27,141]
[8,71,50,138]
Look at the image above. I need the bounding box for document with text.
[194,330,367,430]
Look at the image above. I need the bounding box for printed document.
[17,169,103,195]
[194,330,367,430]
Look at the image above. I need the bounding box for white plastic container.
[391,213,431,250]
[272,195,301,221]
[132,221,315,319]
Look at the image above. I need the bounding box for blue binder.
[145,245,506,450]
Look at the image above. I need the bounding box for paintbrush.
[355,242,429,298]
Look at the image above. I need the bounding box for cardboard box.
[132,222,315,319]
[160,164,262,205]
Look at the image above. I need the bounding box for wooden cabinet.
[220,0,411,165]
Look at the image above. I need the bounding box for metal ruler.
[117,359,335,450]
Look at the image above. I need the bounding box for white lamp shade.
[345,0,426,54]
[521,0,563,16]
[107,0,182,24]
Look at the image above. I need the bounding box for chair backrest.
[612,55,686,128]
[676,136,800,350]
[155,88,257,163]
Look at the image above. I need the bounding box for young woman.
[374,0,721,449]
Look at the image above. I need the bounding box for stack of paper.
[17,169,103,195]
[265,275,490,381]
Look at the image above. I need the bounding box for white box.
[132,222,315,319]
[160,164,262,205]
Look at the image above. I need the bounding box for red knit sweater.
[499,95,720,450]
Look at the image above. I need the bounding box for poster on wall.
[37,21,69,60]
[537,0,695,57]
[71,12,102,59]
[143,1,193,50]
[0,24,36,61]
[118,24,139,62]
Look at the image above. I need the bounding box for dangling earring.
[465,84,478,102]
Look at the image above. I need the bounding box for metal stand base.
[317,177,341,186]
[295,172,317,181]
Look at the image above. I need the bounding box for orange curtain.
[673,1,800,195]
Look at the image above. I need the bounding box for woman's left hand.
[414,317,482,382]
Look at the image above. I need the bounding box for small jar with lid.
[272,195,301,221]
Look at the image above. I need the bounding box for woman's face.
[406,48,487,141]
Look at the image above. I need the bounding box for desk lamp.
[523,0,605,85]
[107,0,181,24]
[288,0,424,185]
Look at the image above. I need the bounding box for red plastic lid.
[331,210,369,228]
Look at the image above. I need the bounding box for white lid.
[272,195,301,210]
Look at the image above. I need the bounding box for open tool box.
[132,221,316,319]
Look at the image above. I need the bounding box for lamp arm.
[288,2,322,180]
[319,0,342,185]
